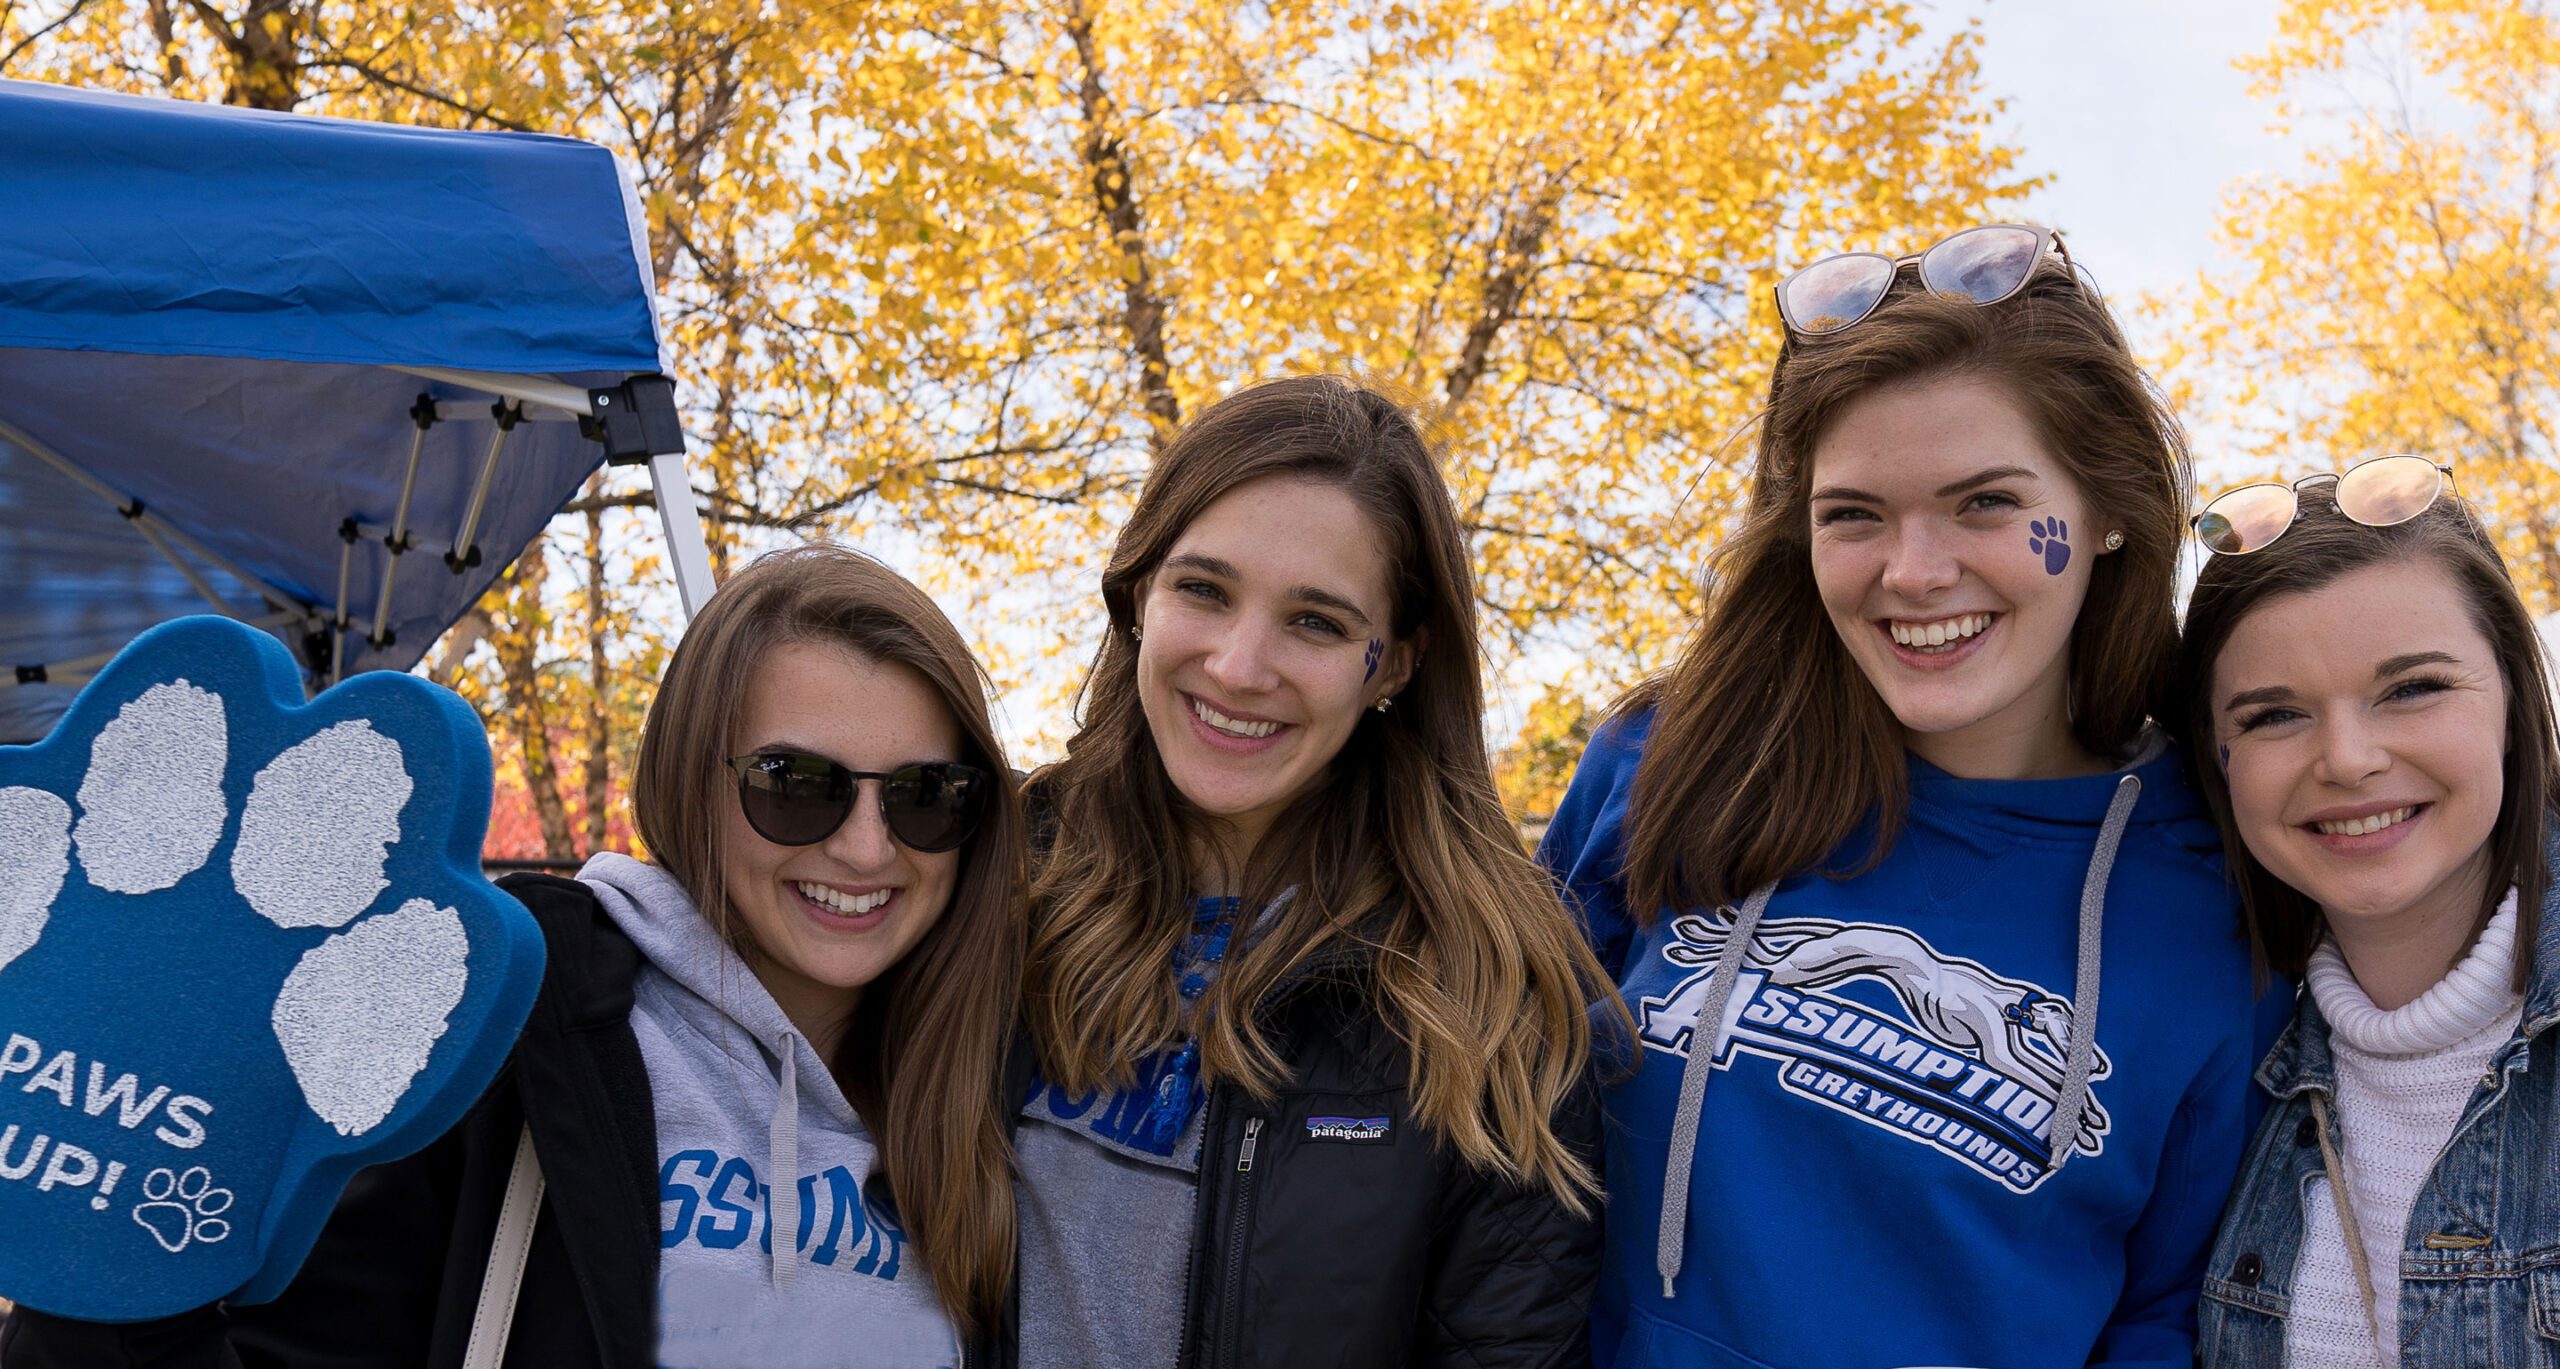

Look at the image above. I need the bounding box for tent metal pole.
[0,648,115,689]
[3,611,300,692]
[389,365,593,419]
[648,452,717,617]
[332,521,356,687]
[0,415,320,629]
[446,402,520,576]
[139,511,322,627]
[126,513,238,614]
[369,401,435,649]
[0,415,125,504]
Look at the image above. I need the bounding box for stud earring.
[2102,530,2125,552]
[1372,697,1393,713]
[1131,624,1144,642]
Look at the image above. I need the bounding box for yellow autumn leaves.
[5,0,2549,839]
[2168,0,2560,612]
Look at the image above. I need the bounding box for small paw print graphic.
[131,1167,233,1253]
[2029,517,2072,575]
[0,616,543,1321]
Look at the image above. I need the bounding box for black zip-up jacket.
[1162,955,1604,1369]
[3,876,1603,1368]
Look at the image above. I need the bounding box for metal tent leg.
[649,452,716,618]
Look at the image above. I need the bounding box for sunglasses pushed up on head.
[1775,224,2090,337]
[725,751,991,852]
[2191,455,2458,556]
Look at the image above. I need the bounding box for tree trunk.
[494,537,576,860]
[1065,0,1180,442]
[186,0,303,109]
[1442,186,1562,413]
[226,0,299,109]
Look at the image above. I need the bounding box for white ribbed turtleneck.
[2283,889,2523,1368]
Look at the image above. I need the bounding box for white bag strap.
[463,1123,547,1369]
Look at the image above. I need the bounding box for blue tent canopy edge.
[0,78,698,743]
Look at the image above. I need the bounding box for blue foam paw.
[0,616,543,1321]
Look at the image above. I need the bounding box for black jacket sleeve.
[1412,1064,1603,1369]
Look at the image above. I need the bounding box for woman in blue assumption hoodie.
[1539,228,2279,1369]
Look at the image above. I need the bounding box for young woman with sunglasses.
[3,544,1025,1367]
[1016,375,1617,1368]
[1538,226,2278,1366]
[2175,467,2560,1366]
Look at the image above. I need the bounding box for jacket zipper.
[1212,1116,1266,1368]
[1237,1115,1263,1172]
[1172,1089,1222,1369]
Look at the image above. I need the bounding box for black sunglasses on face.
[724,752,991,853]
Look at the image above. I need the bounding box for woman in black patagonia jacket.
[3,545,1031,1368]
[1013,375,1617,1369]
[2174,469,2560,1364]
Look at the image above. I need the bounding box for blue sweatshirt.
[1540,710,2280,1369]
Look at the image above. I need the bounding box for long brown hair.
[1025,375,1618,1208]
[1620,258,2193,919]
[633,544,1021,1335]
[2172,481,2558,987]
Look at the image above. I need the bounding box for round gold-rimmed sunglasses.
[2190,455,2458,556]
[1775,223,2089,337]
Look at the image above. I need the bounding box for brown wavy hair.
[2172,481,2557,988]
[1024,375,1619,1208]
[1620,258,2193,918]
[633,544,1022,1335]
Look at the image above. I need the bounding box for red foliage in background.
[480,722,638,863]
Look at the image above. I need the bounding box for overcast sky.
[1939,0,2288,342]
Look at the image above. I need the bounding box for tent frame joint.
[585,374,684,467]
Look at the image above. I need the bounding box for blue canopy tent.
[0,78,715,742]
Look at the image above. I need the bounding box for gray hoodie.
[579,853,960,1369]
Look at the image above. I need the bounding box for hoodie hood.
[1905,727,2214,848]
[578,851,859,1291]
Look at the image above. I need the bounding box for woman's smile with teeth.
[1887,612,1993,650]
[2311,806,2418,838]
[1192,697,1283,739]
[794,881,891,916]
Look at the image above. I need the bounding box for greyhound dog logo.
[1639,913,2110,1191]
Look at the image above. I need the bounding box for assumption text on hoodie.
[1539,711,2283,1369]
[581,853,962,1369]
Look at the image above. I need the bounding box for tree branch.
[1063,0,1180,440]
[0,0,103,72]
[1441,182,1567,412]
[299,50,537,131]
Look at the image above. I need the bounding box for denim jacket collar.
[2255,833,2560,1100]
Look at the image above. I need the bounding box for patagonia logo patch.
[1305,1115,1391,1143]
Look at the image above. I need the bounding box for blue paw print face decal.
[0,617,543,1322]
[2028,517,2072,575]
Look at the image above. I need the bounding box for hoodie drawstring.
[2048,773,2138,1176]
[1657,880,1773,1299]
[769,1032,801,1293]
[1652,772,2140,1300]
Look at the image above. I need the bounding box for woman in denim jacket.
[2171,465,2560,1365]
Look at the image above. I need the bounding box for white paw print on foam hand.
[131,1165,234,1253]
[0,677,468,1138]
